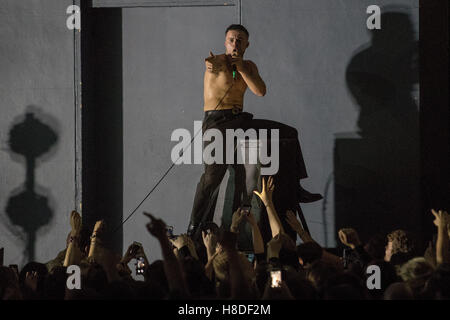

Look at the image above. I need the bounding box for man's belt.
[205,105,242,117]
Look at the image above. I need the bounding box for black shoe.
[298,185,323,203]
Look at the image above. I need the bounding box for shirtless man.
[203,27,266,111]
[187,24,321,240]
[187,24,265,238]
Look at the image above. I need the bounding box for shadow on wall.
[3,106,59,263]
[335,10,420,244]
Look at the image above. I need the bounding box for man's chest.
[208,60,248,90]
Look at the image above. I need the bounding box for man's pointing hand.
[205,51,219,73]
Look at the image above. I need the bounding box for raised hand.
[202,231,217,256]
[70,210,82,237]
[230,207,246,233]
[431,209,450,265]
[24,271,38,292]
[93,219,104,235]
[205,51,220,73]
[262,279,294,300]
[122,242,141,263]
[143,212,167,239]
[338,228,361,249]
[431,209,450,228]
[253,176,274,205]
[244,210,257,227]
[169,234,190,249]
[230,55,245,72]
[170,234,199,260]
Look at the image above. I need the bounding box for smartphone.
[241,205,251,214]
[136,257,146,275]
[270,270,282,288]
[246,253,255,263]
[201,222,219,236]
[166,226,176,239]
[130,241,143,256]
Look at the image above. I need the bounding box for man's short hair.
[225,24,249,39]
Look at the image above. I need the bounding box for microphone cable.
[111,66,237,234]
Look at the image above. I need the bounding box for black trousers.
[189,109,309,236]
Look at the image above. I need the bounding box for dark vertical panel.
[419,0,450,243]
[74,0,83,217]
[81,1,123,254]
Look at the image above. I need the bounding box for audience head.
[323,272,368,300]
[364,234,386,260]
[423,263,450,300]
[19,262,48,297]
[42,266,68,300]
[385,229,416,262]
[306,261,339,295]
[366,260,400,299]
[296,242,323,267]
[398,257,434,298]
[84,262,108,294]
[179,256,215,298]
[383,282,414,300]
[0,266,22,300]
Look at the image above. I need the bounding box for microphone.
[232,50,238,79]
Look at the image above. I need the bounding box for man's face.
[225,30,249,57]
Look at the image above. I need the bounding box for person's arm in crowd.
[220,230,254,299]
[253,176,284,237]
[87,220,104,260]
[116,243,136,279]
[338,228,371,265]
[202,230,217,261]
[244,210,265,255]
[86,220,122,282]
[431,209,450,265]
[170,234,199,260]
[63,211,82,267]
[286,210,314,243]
[134,244,151,281]
[204,252,219,281]
[117,242,151,281]
[144,212,189,297]
[262,279,294,300]
[286,210,343,268]
[202,231,218,280]
[266,234,283,268]
[230,207,246,234]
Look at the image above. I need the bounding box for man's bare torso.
[203,54,250,111]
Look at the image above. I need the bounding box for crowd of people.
[1,176,449,300]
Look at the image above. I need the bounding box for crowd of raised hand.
[1,177,449,300]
